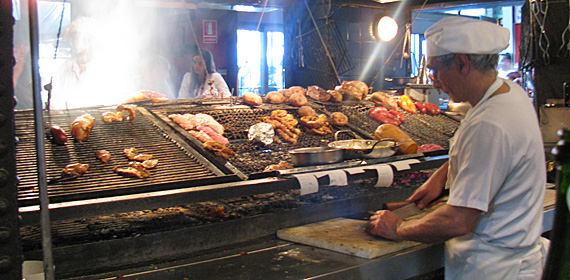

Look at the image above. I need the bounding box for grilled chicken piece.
[101,111,124,123]
[71,114,95,142]
[117,104,136,121]
[113,166,150,178]
[123,147,153,161]
[141,159,158,169]
[61,163,90,177]
[96,150,111,163]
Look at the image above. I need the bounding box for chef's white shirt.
[446,77,546,248]
[444,78,547,279]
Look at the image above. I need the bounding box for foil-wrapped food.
[248,123,275,145]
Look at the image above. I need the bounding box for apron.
[444,78,550,279]
[445,235,549,280]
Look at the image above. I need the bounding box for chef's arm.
[408,161,449,209]
[396,204,481,243]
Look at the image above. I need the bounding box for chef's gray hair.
[434,53,499,73]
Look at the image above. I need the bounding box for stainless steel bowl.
[289,147,344,166]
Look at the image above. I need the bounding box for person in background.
[136,55,175,100]
[366,17,549,280]
[50,17,128,109]
[178,48,231,99]
[498,52,516,79]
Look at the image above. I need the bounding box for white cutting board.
[277,218,421,259]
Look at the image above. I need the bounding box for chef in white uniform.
[366,17,549,280]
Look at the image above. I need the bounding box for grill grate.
[15,107,233,207]
[150,106,364,176]
[317,100,459,148]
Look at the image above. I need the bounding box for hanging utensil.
[400,23,412,68]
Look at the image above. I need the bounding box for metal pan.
[328,130,400,159]
[289,147,344,166]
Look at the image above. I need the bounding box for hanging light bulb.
[376,16,398,42]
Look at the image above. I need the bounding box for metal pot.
[289,147,344,166]
[385,77,417,86]
[328,130,399,159]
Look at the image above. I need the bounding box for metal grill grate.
[150,106,364,176]
[315,100,459,148]
[15,107,234,206]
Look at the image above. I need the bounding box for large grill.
[15,107,238,207]
[149,104,367,176]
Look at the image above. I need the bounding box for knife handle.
[382,201,410,211]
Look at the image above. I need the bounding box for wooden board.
[277,218,421,259]
[278,189,557,259]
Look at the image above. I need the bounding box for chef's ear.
[455,54,469,73]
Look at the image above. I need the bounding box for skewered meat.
[243,92,263,106]
[263,161,293,172]
[331,112,348,126]
[50,125,68,145]
[96,150,111,163]
[306,86,331,102]
[261,110,301,145]
[298,106,316,117]
[369,92,398,110]
[61,163,89,177]
[71,114,95,142]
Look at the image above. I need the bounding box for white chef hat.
[425,16,510,57]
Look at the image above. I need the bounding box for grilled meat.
[61,163,90,177]
[96,150,111,163]
[50,125,68,145]
[71,114,95,142]
[124,147,153,161]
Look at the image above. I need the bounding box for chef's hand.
[407,181,443,210]
[365,210,403,241]
[407,162,449,209]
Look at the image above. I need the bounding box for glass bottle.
[542,128,570,279]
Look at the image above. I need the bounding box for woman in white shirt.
[178,49,231,99]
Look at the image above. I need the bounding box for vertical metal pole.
[261,30,268,94]
[28,0,55,279]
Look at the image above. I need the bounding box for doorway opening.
[237,29,284,96]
